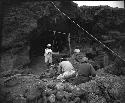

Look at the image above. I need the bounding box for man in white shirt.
[57,58,76,80]
[44,44,53,67]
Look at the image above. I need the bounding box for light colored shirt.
[59,61,74,72]
[44,48,53,63]
[44,48,52,56]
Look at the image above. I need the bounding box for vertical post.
[52,31,56,50]
[55,17,56,24]
[104,52,109,67]
[78,31,81,43]
[68,33,71,56]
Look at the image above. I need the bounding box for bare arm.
[44,49,47,56]
[90,64,96,77]
[57,63,62,74]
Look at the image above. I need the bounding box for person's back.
[57,58,75,80]
[72,57,96,85]
[78,62,96,77]
[59,61,74,72]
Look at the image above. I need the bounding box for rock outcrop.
[0,1,125,74]
[0,1,79,71]
[0,68,125,103]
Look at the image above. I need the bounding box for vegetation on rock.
[0,1,125,103]
[0,68,125,103]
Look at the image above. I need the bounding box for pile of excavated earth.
[0,62,125,103]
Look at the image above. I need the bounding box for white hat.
[74,49,80,53]
[82,57,88,62]
[47,44,51,47]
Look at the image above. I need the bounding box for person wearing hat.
[44,44,53,67]
[74,48,80,53]
[72,47,85,62]
[71,47,85,71]
[71,47,80,62]
[72,57,96,85]
[57,58,76,81]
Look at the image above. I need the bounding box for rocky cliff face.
[0,2,125,103]
[79,5,125,71]
[79,5,125,38]
[0,1,125,72]
[0,1,79,71]
[0,1,52,71]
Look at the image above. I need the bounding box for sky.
[73,1,124,8]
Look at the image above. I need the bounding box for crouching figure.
[72,57,96,85]
[57,58,76,81]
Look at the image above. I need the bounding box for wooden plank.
[103,39,115,43]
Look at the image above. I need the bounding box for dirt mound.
[0,69,125,103]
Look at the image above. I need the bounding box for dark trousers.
[72,75,90,85]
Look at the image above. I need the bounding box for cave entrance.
[52,31,69,53]
[29,30,68,63]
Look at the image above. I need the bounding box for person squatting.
[44,44,97,85]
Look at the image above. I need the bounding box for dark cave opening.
[29,30,68,63]
[29,16,75,63]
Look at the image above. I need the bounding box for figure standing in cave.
[44,44,53,68]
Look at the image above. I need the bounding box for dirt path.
[29,56,47,75]
[28,53,66,75]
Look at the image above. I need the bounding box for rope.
[50,1,125,62]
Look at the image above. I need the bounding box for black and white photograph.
[0,0,125,103]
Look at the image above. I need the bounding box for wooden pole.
[68,33,71,56]
[55,17,57,24]
[52,31,56,50]
[79,31,82,43]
